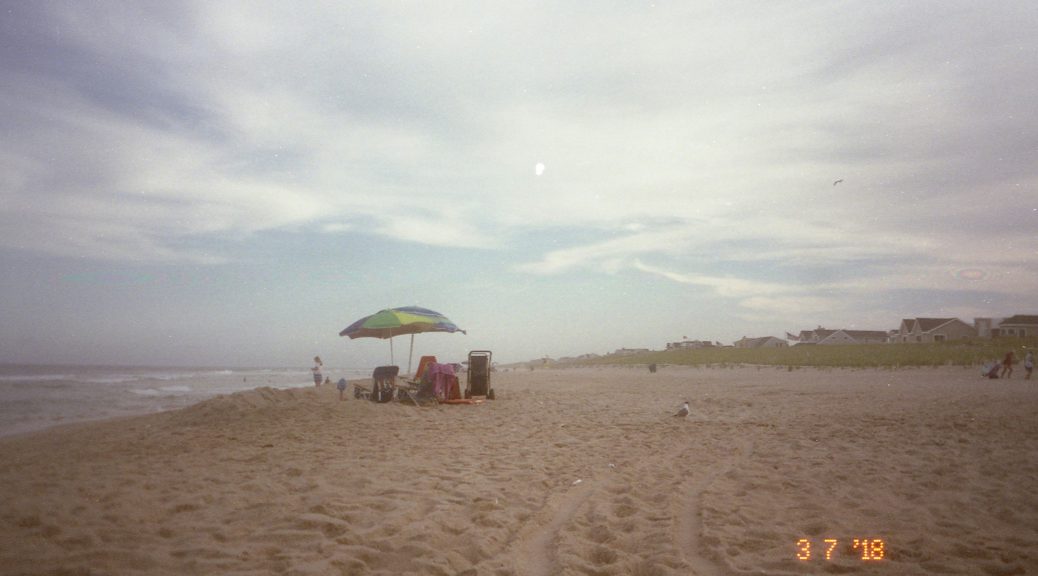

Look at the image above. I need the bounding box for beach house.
[990,314,1038,338]
[895,318,977,343]
[611,348,651,357]
[734,336,788,349]
[789,327,888,345]
[665,339,715,350]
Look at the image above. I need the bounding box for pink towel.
[427,363,456,398]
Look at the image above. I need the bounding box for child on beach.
[312,356,323,386]
[1001,351,1014,379]
[1025,351,1034,380]
[336,378,348,400]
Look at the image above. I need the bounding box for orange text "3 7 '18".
[795,538,886,561]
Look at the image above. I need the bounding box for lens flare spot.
[954,268,988,281]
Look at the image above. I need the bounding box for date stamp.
[795,538,886,561]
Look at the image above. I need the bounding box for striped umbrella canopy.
[339,306,465,373]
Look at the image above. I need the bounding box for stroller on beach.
[981,362,1001,379]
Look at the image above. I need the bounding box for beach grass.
[576,338,1037,368]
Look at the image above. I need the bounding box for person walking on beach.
[312,356,324,387]
[336,378,348,400]
[1000,350,1014,379]
[1024,351,1034,380]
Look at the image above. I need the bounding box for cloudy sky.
[1,1,1036,368]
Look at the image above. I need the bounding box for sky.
[1,1,1036,369]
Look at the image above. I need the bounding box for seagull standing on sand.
[674,401,690,418]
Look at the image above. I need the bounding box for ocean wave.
[130,385,193,396]
[0,374,73,383]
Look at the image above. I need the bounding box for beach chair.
[410,355,436,383]
[397,368,436,407]
[397,361,461,406]
[371,365,399,403]
[465,350,494,400]
[390,356,436,403]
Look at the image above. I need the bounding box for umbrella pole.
[390,336,394,365]
[408,334,415,375]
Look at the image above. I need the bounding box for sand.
[0,366,1036,575]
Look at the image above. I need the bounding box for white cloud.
[2,1,1036,286]
[633,260,793,298]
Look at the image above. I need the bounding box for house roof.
[1000,314,1038,325]
[739,336,782,347]
[844,330,889,339]
[915,318,955,332]
[800,328,884,340]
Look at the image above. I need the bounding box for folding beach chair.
[397,365,439,407]
[465,350,494,400]
[410,355,436,383]
[370,365,399,403]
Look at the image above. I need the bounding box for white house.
[896,318,977,343]
[666,339,714,350]
[612,348,651,357]
[992,314,1038,338]
[734,336,788,349]
[789,327,887,345]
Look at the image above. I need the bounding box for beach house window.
[934,334,945,342]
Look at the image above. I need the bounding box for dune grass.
[576,339,1037,369]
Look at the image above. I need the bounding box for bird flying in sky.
[833,179,844,186]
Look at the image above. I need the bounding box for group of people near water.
[983,349,1034,379]
[311,356,351,400]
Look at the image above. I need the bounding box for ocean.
[0,364,374,438]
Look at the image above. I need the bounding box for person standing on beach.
[336,378,348,400]
[312,356,323,387]
[1024,351,1034,380]
[1000,350,1014,379]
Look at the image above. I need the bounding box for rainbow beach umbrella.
[339,306,465,374]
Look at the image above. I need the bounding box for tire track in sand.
[514,479,599,576]
[674,437,755,576]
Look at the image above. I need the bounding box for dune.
[0,366,1036,575]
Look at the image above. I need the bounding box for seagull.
[674,401,690,418]
[833,179,844,186]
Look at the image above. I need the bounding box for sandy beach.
[1,366,1036,575]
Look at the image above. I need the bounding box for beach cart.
[465,350,494,400]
